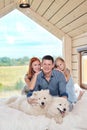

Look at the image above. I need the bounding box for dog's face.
[49,97,69,117]
[31,90,52,108]
[56,98,69,117]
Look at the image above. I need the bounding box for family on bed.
[22,55,85,111]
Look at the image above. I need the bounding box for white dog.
[8,89,52,116]
[47,97,69,124]
[5,90,69,124]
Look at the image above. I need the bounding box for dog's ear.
[40,89,49,94]
[33,91,38,96]
[46,89,50,94]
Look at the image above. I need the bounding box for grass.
[0,66,28,86]
[0,65,28,97]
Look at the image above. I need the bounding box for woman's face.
[32,60,41,73]
[56,59,65,71]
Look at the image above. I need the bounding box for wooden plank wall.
[72,32,87,84]
[0,0,16,18]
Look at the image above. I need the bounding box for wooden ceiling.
[0,0,87,39]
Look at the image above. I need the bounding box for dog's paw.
[55,117,63,124]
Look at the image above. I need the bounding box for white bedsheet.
[0,91,87,130]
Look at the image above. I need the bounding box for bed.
[0,91,87,130]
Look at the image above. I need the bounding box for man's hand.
[27,98,38,105]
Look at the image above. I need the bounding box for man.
[27,55,68,98]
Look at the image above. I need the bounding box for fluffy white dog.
[47,97,69,124]
[8,89,52,116]
[5,90,69,124]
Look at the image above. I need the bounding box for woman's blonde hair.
[55,57,65,68]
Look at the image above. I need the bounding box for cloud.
[0,9,62,58]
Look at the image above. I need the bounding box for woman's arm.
[64,68,71,82]
[24,72,40,90]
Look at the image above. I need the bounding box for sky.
[0,9,62,59]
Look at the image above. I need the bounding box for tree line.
[0,56,29,66]
[0,55,57,66]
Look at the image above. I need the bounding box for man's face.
[41,59,54,74]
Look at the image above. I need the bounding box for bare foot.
[78,90,85,100]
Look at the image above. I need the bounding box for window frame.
[80,51,87,89]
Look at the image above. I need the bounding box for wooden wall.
[72,32,87,84]
[63,34,72,73]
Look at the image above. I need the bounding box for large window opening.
[78,46,87,89]
[0,9,62,98]
[80,51,87,89]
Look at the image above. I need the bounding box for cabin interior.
[0,0,87,89]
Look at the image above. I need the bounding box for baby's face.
[56,60,65,71]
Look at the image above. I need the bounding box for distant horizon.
[0,9,62,58]
[0,55,60,59]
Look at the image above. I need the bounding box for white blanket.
[0,91,87,130]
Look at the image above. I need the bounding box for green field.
[0,65,28,91]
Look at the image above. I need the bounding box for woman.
[22,57,41,95]
[55,57,84,103]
